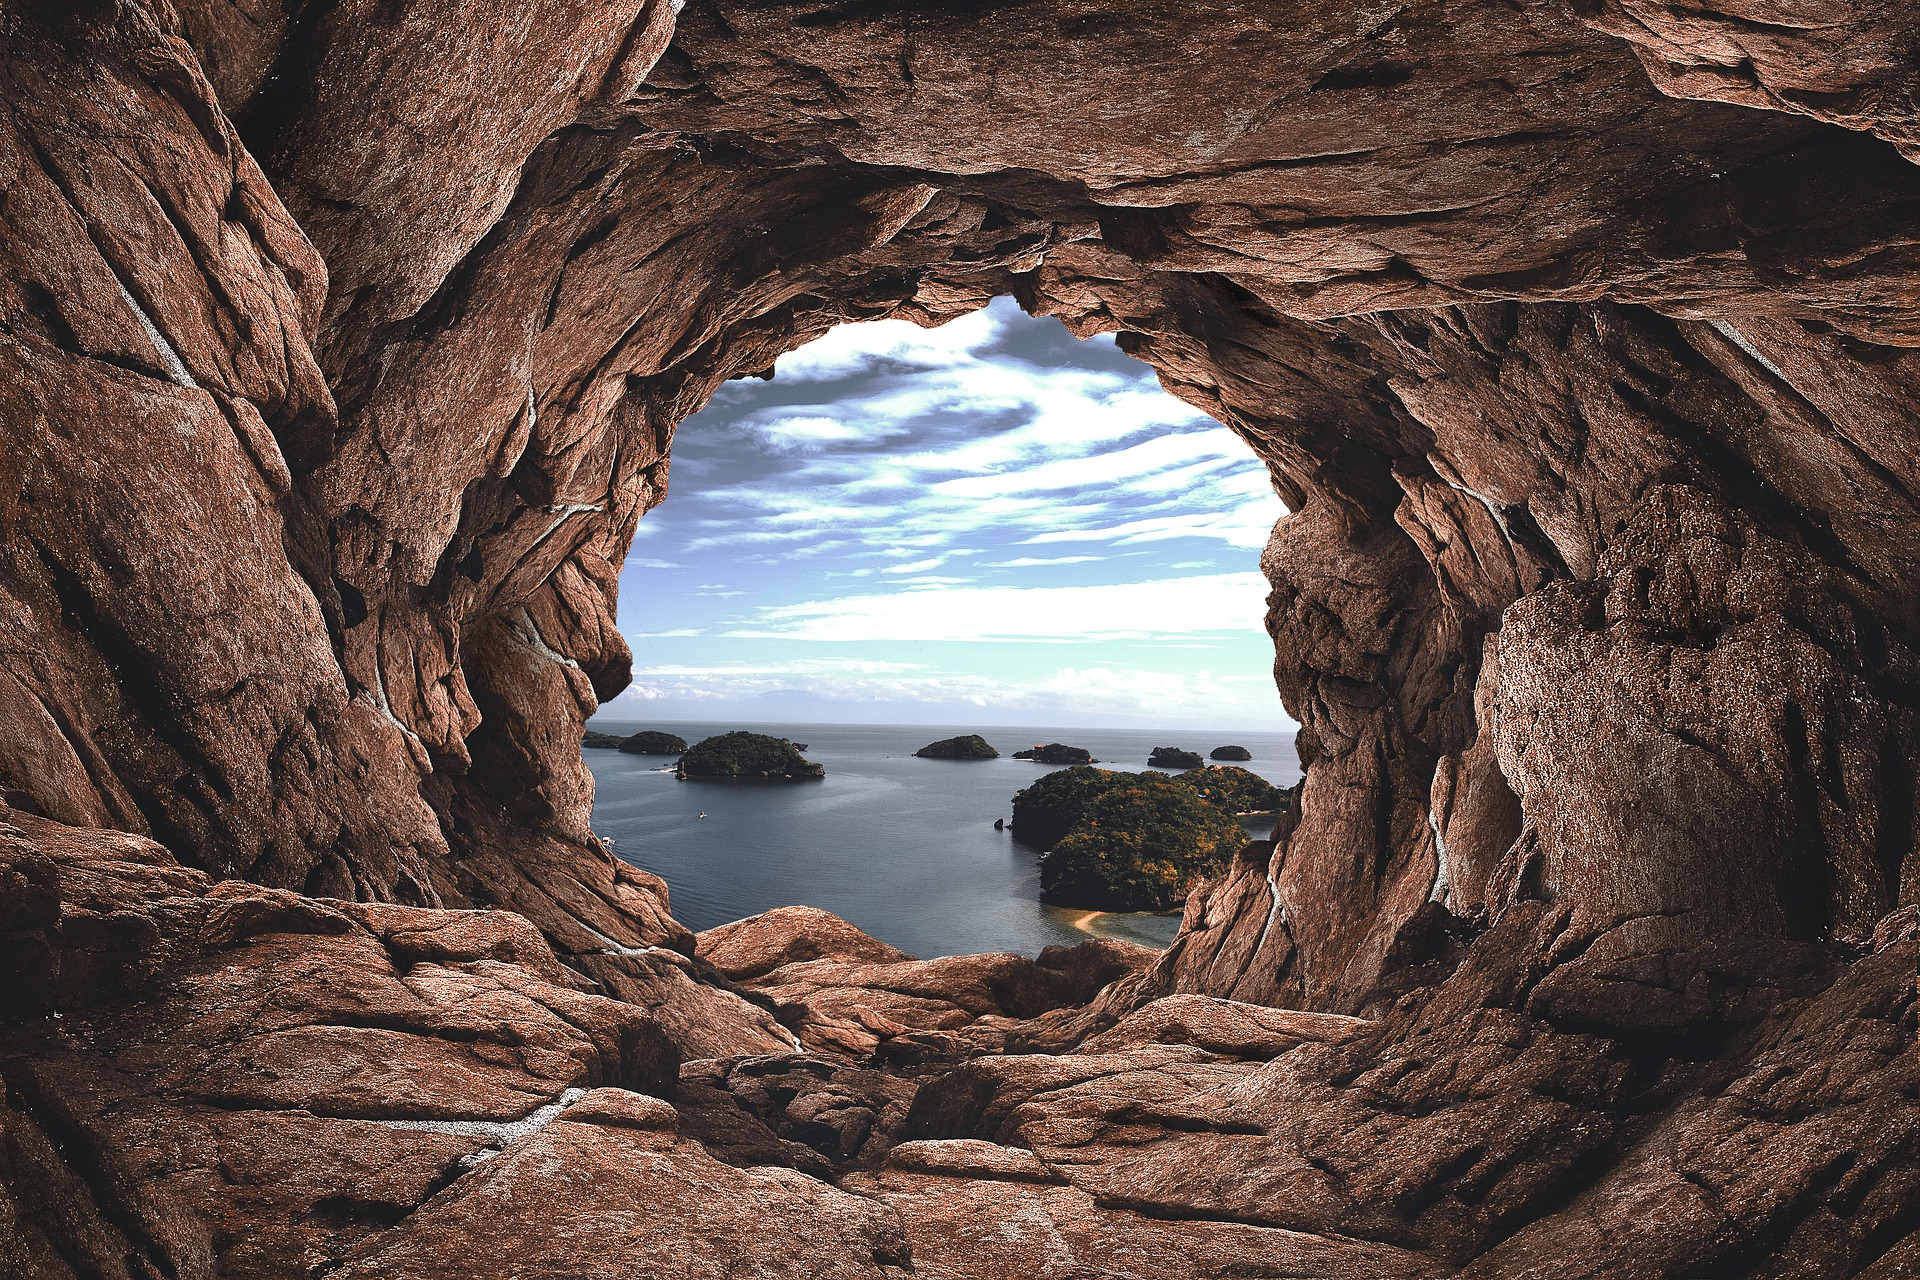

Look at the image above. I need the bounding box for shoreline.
[1050,906,1182,951]
[1059,909,1109,936]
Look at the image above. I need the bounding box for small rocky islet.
[1209,744,1253,761]
[915,734,1000,760]
[591,727,1285,911]
[1011,742,1097,764]
[1146,746,1203,769]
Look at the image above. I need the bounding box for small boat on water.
[697,811,707,820]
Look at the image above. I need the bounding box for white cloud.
[667,299,1279,566]
[1019,499,1281,550]
[929,429,1250,499]
[990,555,1102,567]
[753,415,897,453]
[723,572,1272,643]
[632,658,928,677]
[608,660,1289,727]
[770,306,1006,381]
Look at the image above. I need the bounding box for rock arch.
[0,1,1915,1274]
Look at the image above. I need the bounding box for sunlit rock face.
[0,1,1916,1276]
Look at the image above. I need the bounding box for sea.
[585,720,1301,959]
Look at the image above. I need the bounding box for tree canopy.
[619,730,691,755]
[677,731,824,779]
[1040,775,1245,911]
[1173,765,1289,814]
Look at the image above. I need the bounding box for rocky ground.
[4,809,1914,1276]
[1,0,1917,1274]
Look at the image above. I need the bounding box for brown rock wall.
[1573,0,1920,163]
[0,0,1917,1274]
[0,8,446,907]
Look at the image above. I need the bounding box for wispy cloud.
[660,298,1286,572]
[768,306,1008,382]
[722,573,1271,643]
[883,557,950,575]
[634,658,928,677]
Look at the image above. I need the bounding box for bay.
[585,720,1301,960]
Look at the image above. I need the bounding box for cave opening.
[583,295,1301,957]
[598,295,1292,730]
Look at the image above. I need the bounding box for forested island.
[581,728,690,753]
[677,731,825,780]
[619,730,691,755]
[1012,765,1295,910]
[1176,765,1290,815]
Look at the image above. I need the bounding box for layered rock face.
[1,0,1916,1276]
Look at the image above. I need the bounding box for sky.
[595,297,1297,730]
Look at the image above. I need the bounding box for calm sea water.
[585,721,1301,959]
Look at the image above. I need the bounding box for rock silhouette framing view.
[0,1,1915,1276]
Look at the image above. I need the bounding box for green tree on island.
[1009,765,1125,846]
[1173,766,1290,814]
[1011,764,1292,850]
[1040,775,1244,911]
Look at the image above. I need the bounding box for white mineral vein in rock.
[115,276,198,390]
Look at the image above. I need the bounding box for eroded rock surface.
[0,0,1916,1275]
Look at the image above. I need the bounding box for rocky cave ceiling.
[0,1,1916,1276]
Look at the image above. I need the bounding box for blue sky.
[596,297,1296,729]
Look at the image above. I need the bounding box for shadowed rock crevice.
[0,0,1916,1275]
